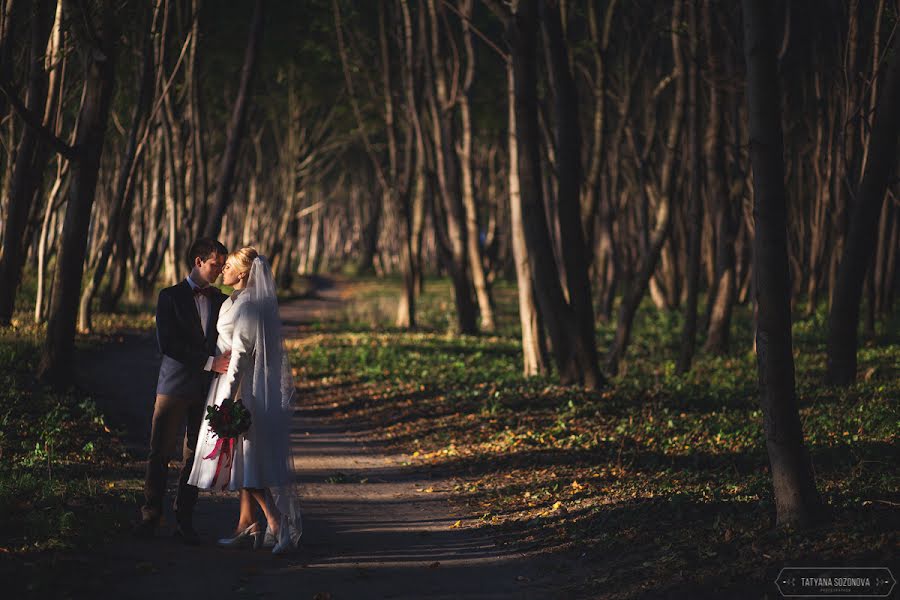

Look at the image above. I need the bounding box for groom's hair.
[187,238,227,268]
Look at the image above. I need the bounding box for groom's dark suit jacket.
[155,280,227,397]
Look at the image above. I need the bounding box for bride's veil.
[246,256,302,543]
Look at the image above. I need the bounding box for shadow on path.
[69,277,576,600]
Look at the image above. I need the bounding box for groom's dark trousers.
[141,279,226,527]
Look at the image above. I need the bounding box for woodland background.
[0,0,897,595]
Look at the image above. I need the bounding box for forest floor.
[3,279,577,599]
[1,276,897,599]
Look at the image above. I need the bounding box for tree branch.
[479,0,509,24]
[0,76,78,161]
[442,0,509,62]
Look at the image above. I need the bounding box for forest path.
[71,278,572,600]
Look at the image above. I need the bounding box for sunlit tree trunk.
[425,0,477,334]
[78,2,155,331]
[396,0,427,328]
[456,0,495,332]
[507,59,546,377]
[39,0,119,386]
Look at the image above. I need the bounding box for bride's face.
[221,259,244,287]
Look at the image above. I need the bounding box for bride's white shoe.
[271,515,294,555]
[217,523,261,549]
[262,526,275,548]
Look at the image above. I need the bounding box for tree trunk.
[677,0,702,373]
[510,0,591,386]
[541,0,605,389]
[356,184,382,275]
[202,0,263,238]
[826,31,900,385]
[35,159,66,322]
[507,59,546,377]
[0,0,53,325]
[742,0,823,528]
[703,0,737,353]
[38,0,119,386]
[426,0,477,334]
[457,0,495,332]
[396,0,426,329]
[78,4,155,331]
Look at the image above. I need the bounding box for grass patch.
[3,274,895,598]
[0,323,141,561]
[288,277,898,598]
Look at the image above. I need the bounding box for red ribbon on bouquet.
[203,437,235,490]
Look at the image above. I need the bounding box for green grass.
[288,277,898,597]
[0,325,139,556]
[2,274,895,597]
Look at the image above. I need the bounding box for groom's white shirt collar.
[186,275,206,290]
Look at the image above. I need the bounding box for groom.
[134,238,230,543]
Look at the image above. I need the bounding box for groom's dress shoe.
[173,523,201,545]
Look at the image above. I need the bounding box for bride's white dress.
[188,257,302,547]
[188,290,289,490]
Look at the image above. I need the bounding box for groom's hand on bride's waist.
[211,350,232,374]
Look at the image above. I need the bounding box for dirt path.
[71,280,572,600]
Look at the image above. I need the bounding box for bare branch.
[0,76,78,160]
[441,0,508,62]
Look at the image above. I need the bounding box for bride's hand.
[211,350,232,374]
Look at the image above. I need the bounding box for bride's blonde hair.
[227,246,258,276]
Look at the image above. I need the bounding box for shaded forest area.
[0,0,897,565]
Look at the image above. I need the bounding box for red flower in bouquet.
[205,398,251,440]
[202,398,252,489]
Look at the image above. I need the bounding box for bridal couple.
[133,239,301,555]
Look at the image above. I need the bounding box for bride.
[188,246,301,554]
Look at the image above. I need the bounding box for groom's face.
[195,253,225,286]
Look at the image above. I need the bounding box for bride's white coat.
[188,290,287,490]
[187,256,302,546]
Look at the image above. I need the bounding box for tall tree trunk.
[396,0,426,329]
[426,0,477,334]
[742,0,823,527]
[677,0,702,373]
[78,3,155,331]
[826,33,900,385]
[703,0,737,353]
[509,0,590,386]
[541,0,605,389]
[38,0,119,386]
[507,58,547,377]
[457,0,495,332]
[0,0,17,212]
[202,0,263,238]
[0,0,53,325]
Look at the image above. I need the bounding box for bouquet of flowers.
[203,398,252,489]
[205,398,252,439]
